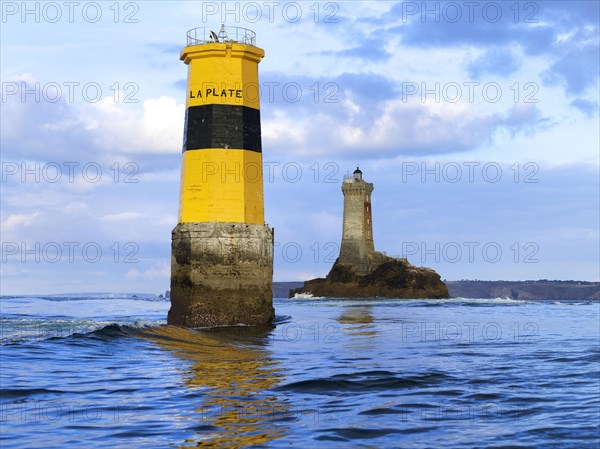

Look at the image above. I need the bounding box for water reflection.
[141,325,288,448]
[338,305,378,351]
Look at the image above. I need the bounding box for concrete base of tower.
[168,222,275,327]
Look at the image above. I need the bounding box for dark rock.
[290,253,449,299]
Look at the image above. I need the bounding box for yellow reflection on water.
[140,325,288,448]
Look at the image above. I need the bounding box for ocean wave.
[275,371,456,394]
[0,319,164,344]
[0,293,170,302]
[67,323,145,340]
[0,387,66,399]
[287,295,538,305]
[447,297,535,305]
[1,313,299,345]
[272,314,293,325]
[290,292,325,300]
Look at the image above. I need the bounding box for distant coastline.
[274,280,600,300]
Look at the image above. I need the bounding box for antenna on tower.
[217,24,229,42]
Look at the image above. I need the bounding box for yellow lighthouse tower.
[168,26,274,327]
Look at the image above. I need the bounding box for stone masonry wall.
[339,180,374,274]
[168,222,274,327]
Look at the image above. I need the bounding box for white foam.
[290,292,325,300]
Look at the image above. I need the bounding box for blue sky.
[1,1,599,294]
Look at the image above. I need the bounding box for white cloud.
[1,77,185,162]
[156,215,177,226]
[126,261,170,280]
[89,96,185,154]
[1,212,41,232]
[264,95,545,158]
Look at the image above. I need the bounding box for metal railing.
[186,25,257,46]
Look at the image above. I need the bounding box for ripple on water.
[0,295,598,448]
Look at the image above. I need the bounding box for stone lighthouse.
[168,26,275,327]
[339,167,375,274]
[290,166,449,299]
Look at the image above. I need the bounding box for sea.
[1,294,598,448]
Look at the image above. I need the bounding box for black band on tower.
[183,105,262,153]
